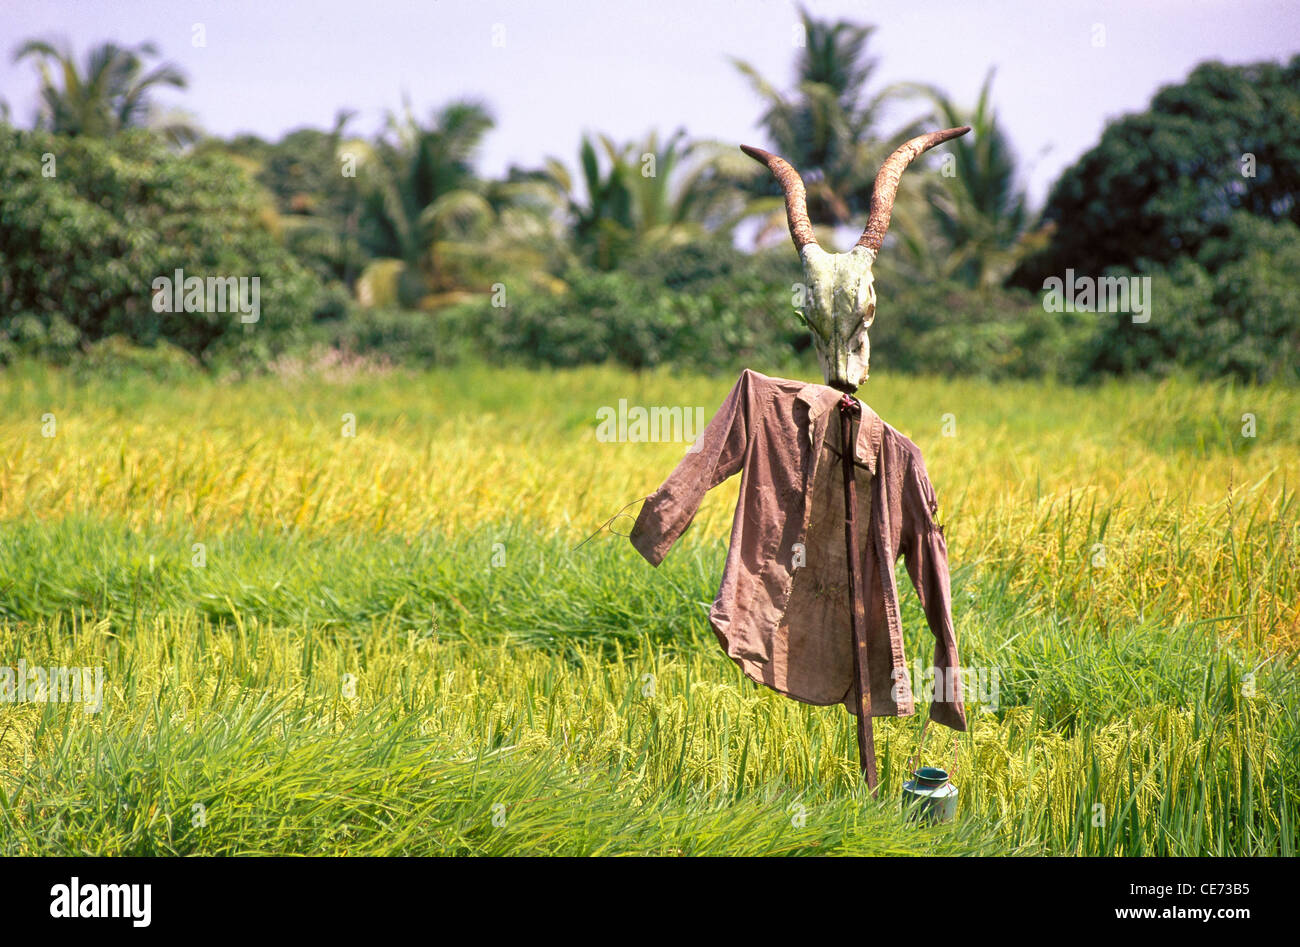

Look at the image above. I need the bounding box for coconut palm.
[341,99,507,305]
[890,69,1052,291]
[732,5,923,241]
[11,38,197,145]
[541,129,761,270]
[540,134,633,270]
[625,129,761,239]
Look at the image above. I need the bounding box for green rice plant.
[0,360,1296,855]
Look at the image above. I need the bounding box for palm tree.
[342,99,499,305]
[12,38,197,145]
[541,129,760,269]
[732,5,922,241]
[541,134,634,270]
[625,129,760,240]
[890,69,1052,291]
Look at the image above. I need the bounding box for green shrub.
[305,303,483,368]
[486,242,806,374]
[869,282,1094,381]
[0,125,327,365]
[71,334,201,383]
[1077,218,1300,384]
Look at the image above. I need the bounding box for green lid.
[913,766,949,789]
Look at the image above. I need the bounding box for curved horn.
[857,126,971,251]
[740,144,818,250]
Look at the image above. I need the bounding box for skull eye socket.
[857,281,877,328]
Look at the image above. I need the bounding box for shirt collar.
[796,383,881,475]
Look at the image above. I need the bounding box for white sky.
[3,0,1297,212]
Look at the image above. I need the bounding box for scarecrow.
[628,128,972,801]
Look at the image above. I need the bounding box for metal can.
[902,766,958,823]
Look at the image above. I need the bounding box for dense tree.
[0,127,324,364]
[1073,213,1300,383]
[203,111,369,289]
[4,27,1292,383]
[1014,56,1300,287]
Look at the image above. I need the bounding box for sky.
[2,0,1298,216]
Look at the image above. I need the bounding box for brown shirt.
[629,369,966,731]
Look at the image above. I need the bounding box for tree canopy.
[1015,55,1300,286]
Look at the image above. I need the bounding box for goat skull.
[741,127,971,393]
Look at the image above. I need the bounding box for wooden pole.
[838,394,878,795]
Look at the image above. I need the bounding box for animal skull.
[741,127,971,393]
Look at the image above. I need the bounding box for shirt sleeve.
[628,369,755,566]
[900,449,968,732]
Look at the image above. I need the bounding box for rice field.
[0,359,1296,855]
